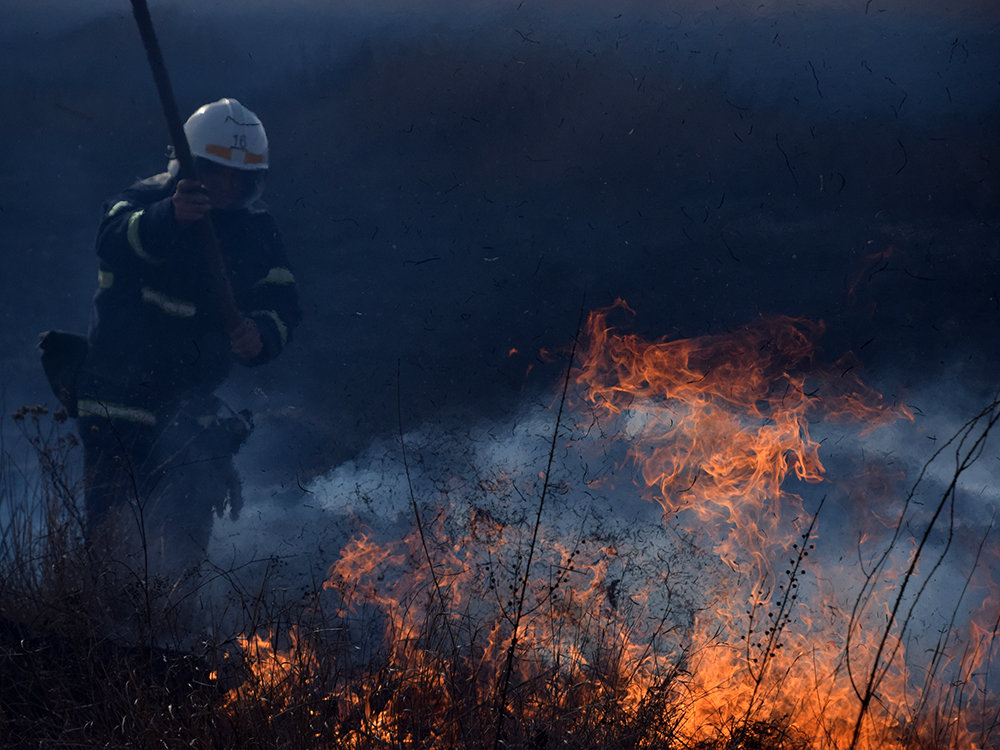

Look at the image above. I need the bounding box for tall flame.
[224,300,996,750]
[574,299,905,583]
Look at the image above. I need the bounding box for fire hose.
[128,0,245,336]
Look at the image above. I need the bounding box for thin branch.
[493,297,587,750]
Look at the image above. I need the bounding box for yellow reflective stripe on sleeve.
[254,267,296,287]
[264,310,289,347]
[107,200,132,218]
[98,270,114,289]
[127,210,161,264]
[141,287,197,317]
[77,399,157,426]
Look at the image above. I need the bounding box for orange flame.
[223,302,995,750]
[574,299,909,584]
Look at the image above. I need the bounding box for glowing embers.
[222,302,996,749]
[227,517,680,747]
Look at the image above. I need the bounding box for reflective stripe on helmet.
[255,267,296,287]
[77,399,157,426]
[141,287,197,317]
[98,270,114,289]
[127,210,161,264]
[204,144,267,166]
[205,144,233,161]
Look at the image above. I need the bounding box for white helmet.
[183,98,268,171]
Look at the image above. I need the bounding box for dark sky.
[1,0,997,489]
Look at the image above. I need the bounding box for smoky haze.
[1,0,997,508]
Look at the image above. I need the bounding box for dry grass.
[1,404,996,749]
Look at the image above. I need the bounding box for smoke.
[215,346,999,625]
[202,361,1000,744]
[2,0,997,648]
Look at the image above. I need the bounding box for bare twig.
[847,399,1000,750]
[492,298,587,750]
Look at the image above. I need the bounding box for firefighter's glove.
[230,317,263,360]
[172,178,211,227]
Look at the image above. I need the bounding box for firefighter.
[74,98,301,572]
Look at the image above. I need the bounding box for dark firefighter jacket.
[77,172,302,425]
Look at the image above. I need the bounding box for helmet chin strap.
[239,173,267,210]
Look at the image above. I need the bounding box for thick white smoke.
[214,360,999,648]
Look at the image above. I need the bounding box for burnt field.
[1,2,998,747]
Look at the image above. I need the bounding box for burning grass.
[2,307,998,748]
